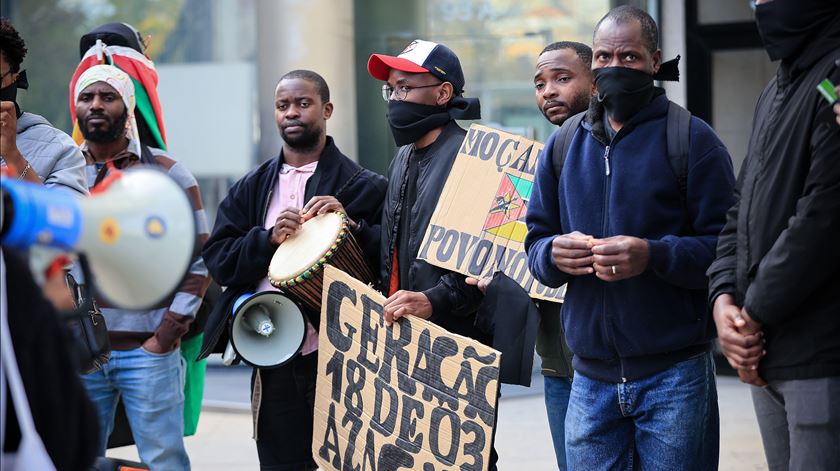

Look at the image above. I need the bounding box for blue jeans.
[565,352,719,471]
[81,346,189,471]
[544,376,573,470]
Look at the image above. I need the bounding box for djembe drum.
[268,211,374,312]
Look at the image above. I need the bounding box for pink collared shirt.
[256,161,319,355]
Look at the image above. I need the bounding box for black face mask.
[593,67,655,123]
[0,70,28,117]
[387,101,451,147]
[755,0,838,61]
[386,95,482,147]
[0,82,16,103]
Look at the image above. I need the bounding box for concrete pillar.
[256,0,357,161]
[660,0,687,107]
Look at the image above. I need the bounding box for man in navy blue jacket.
[524,6,735,469]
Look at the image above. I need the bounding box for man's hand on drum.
[302,195,357,229]
[270,207,304,246]
[383,290,433,325]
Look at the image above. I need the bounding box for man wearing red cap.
[367,39,499,469]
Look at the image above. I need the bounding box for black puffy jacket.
[707,19,840,381]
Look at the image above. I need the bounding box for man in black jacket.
[367,39,484,337]
[200,70,386,470]
[366,39,499,467]
[707,1,840,469]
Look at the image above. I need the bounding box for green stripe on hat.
[132,77,167,150]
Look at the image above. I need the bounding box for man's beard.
[80,109,129,143]
[542,89,591,126]
[280,121,322,152]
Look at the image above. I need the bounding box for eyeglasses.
[381,82,443,102]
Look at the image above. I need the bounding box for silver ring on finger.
[611,265,617,275]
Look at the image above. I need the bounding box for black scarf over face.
[387,95,481,147]
[755,0,839,61]
[593,67,655,123]
[0,70,28,118]
[592,56,681,123]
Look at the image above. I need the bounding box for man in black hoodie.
[707,1,840,469]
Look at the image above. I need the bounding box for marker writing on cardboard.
[319,279,498,471]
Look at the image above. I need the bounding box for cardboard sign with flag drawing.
[417,124,565,302]
[314,265,501,471]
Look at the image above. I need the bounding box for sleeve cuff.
[742,288,768,326]
[646,239,669,274]
[264,227,279,250]
[532,238,569,288]
[708,285,735,309]
[422,282,452,321]
[154,313,193,350]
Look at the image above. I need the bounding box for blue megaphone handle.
[232,292,255,316]
[1,178,82,250]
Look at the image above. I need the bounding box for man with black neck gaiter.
[367,39,501,469]
[0,18,86,195]
[525,6,736,469]
[709,1,840,469]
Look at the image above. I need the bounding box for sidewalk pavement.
[107,376,766,470]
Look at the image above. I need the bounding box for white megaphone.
[229,291,307,368]
[0,167,196,310]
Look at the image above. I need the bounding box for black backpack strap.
[666,101,692,233]
[551,111,586,180]
[139,143,159,167]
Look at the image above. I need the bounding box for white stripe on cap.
[398,40,439,68]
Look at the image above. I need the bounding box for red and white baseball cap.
[367,39,465,94]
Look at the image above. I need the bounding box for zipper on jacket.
[599,143,626,382]
[261,189,273,225]
[603,145,611,175]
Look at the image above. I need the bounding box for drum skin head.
[269,212,343,282]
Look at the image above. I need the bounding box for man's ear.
[436,82,454,106]
[323,102,334,120]
[652,49,662,75]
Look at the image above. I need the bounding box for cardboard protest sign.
[314,265,501,471]
[418,124,565,302]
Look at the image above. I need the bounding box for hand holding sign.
[383,290,433,325]
[465,276,491,293]
[835,85,839,126]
